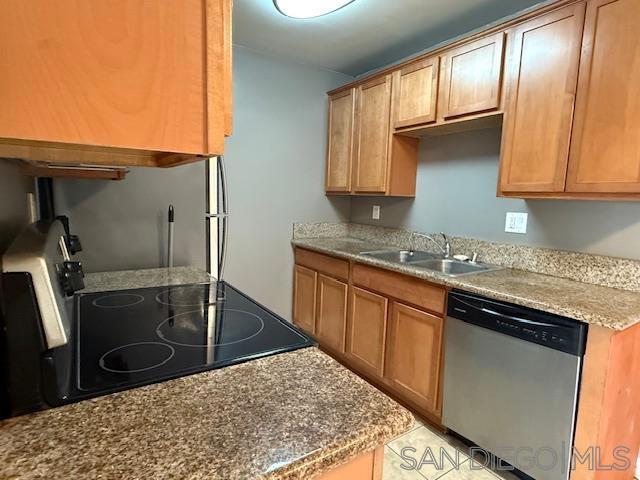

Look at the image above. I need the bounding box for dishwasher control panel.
[448,291,587,356]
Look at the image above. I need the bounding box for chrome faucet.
[413,232,451,258]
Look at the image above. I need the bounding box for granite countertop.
[0,348,413,480]
[82,266,215,293]
[293,237,640,331]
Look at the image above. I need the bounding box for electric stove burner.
[99,342,175,373]
[74,282,314,397]
[156,309,265,347]
[155,284,223,307]
[92,293,145,309]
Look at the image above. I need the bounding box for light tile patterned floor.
[383,416,520,480]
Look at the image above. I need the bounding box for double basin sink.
[359,250,500,277]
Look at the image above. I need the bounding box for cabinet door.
[439,32,505,120]
[353,75,392,193]
[316,275,348,353]
[393,57,440,129]
[0,0,222,155]
[566,0,640,193]
[386,302,443,416]
[326,89,355,193]
[499,3,586,193]
[292,265,317,335]
[346,287,388,378]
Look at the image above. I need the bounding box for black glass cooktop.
[73,282,314,397]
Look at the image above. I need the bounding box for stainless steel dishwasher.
[443,291,587,480]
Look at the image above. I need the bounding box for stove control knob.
[66,234,83,255]
[57,261,85,296]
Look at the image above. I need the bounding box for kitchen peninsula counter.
[0,347,412,479]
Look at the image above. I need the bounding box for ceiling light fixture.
[273,0,356,19]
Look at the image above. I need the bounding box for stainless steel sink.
[411,258,500,277]
[359,249,439,264]
[359,249,501,277]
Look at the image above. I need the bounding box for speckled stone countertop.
[293,237,640,331]
[0,348,413,480]
[82,266,214,293]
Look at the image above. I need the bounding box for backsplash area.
[293,222,640,293]
[349,129,640,261]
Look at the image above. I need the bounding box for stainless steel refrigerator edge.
[206,156,228,281]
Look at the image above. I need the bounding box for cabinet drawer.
[295,248,349,281]
[352,263,446,314]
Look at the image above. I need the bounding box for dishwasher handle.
[448,290,587,356]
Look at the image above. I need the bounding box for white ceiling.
[234,0,543,77]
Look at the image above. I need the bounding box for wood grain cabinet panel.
[499,3,586,193]
[316,275,348,354]
[294,248,349,282]
[353,76,393,193]
[317,448,383,480]
[0,0,231,166]
[566,0,640,193]
[292,265,317,335]
[347,287,389,378]
[393,57,440,129]
[386,302,443,416]
[439,32,505,120]
[352,264,446,315]
[326,89,356,193]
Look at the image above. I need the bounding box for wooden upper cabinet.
[393,57,440,129]
[499,3,586,193]
[566,0,640,193]
[315,274,348,354]
[0,0,232,168]
[386,302,443,416]
[438,32,505,120]
[353,76,393,193]
[293,265,317,335]
[326,89,355,193]
[347,287,388,378]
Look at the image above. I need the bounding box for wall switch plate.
[372,205,381,220]
[505,212,528,234]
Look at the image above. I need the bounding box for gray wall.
[223,46,352,318]
[52,46,352,320]
[351,128,640,260]
[54,162,206,273]
[0,161,32,262]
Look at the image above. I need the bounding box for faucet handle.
[470,252,478,263]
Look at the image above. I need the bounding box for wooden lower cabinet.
[316,275,348,353]
[385,302,444,417]
[292,251,446,424]
[293,265,317,335]
[317,447,383,480]
[346,287,388,377]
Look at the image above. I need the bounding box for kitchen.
[1,0,639,479]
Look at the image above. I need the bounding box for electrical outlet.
[505,212,528,234]
[372,205,381,220]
